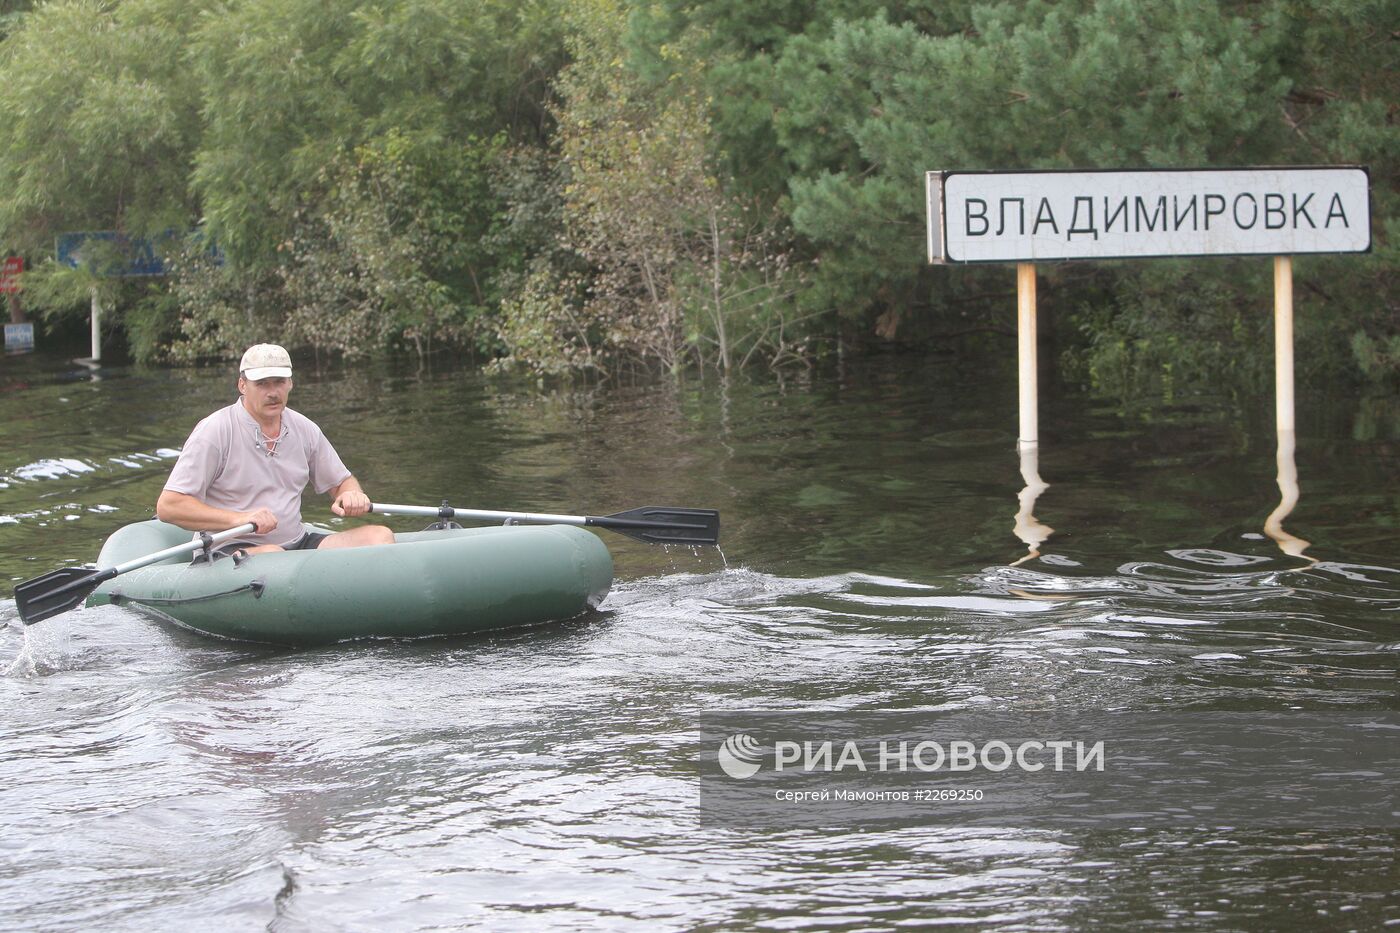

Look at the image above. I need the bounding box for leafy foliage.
[0,0,1392,391]
[279,132,507,359]
[493,0,808,376]
[0,0,204,250]
[638,0,1397,390]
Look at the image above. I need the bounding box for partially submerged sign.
[0,256,22,293]
[926,167,1371,264]
[923,164,1372,452]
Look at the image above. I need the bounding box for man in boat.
[156,343,395,555]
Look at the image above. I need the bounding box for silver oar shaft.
[109,523,258,573]
[369,503,587,527]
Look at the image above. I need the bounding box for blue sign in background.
[4,322,35,350]
[56,231,171,277]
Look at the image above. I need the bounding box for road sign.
[56,232,167,276]
[927,166,1371,264]
[5,322,34,351]
[0,256,22,293]
[923,165,1374,458]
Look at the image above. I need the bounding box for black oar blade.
[590,506,721,546]
[14,567,105,625]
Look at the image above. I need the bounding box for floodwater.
[1,347,1396,930]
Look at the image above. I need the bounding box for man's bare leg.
[236,526,393,556]
[318,525,395,549]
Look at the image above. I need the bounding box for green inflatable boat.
[82,519,614,647]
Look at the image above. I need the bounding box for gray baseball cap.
[239,344,293,380]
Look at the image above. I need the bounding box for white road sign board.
[927,167,1371,264]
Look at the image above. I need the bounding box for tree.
[0,0,574,362]
[634,0,1397,389]
[0,0,205,252]
[278,131,509,360]
[183,0,572,362]
[191,0,567,267]
[493,0,807,376]
[0,0,211,358]
[0,1,35,41]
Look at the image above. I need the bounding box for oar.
[14,522,257,625]
[369,502,720,546]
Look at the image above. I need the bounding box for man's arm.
[328,475,372,517]
[156,489,278,535]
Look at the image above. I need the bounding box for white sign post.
[927,166,1371,558]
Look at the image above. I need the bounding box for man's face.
[239,375,293,421]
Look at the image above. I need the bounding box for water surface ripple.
[1,352,1396,930]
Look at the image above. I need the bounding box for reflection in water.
[1264,429,1314,562]
[1012,431,1317,566]
[1011,444,1053,566]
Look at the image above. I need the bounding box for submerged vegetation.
[0,0,1394,393]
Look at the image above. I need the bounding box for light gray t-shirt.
[164,401,351,547]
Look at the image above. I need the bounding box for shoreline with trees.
[1,0,1393,396]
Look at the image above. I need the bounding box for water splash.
[6,628,38,677]
[6,613,71,678]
